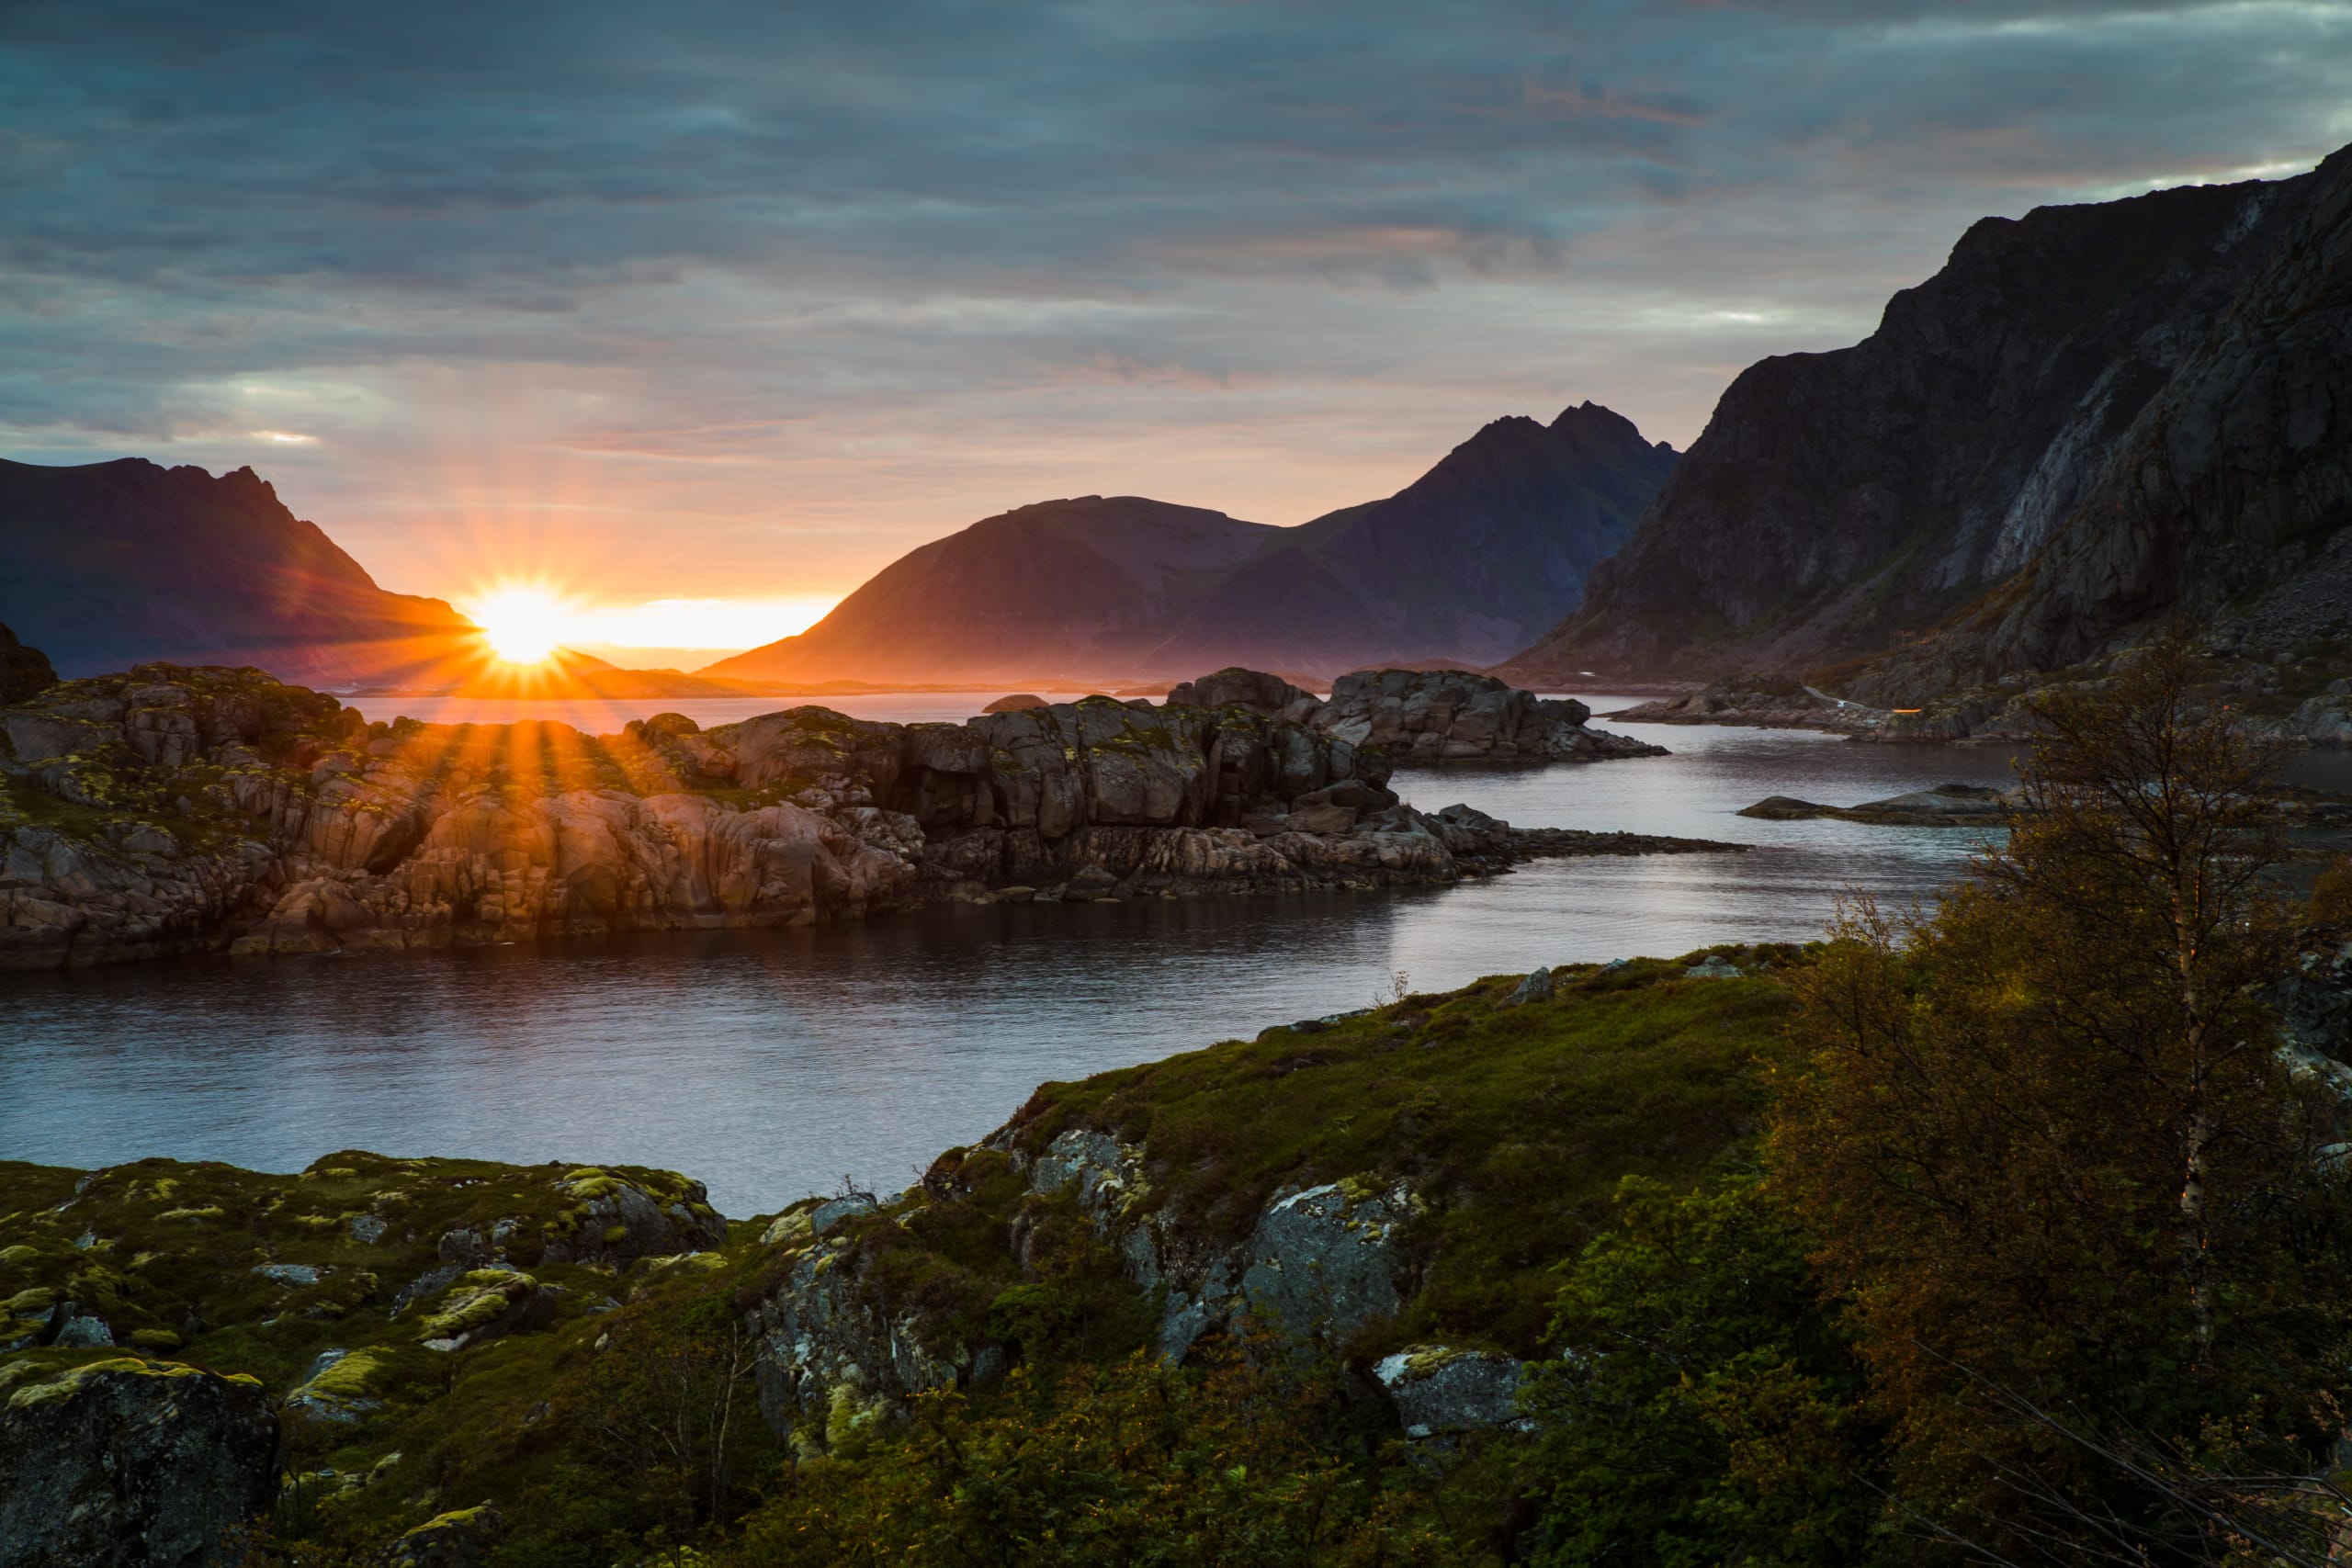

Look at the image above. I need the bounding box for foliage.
[1521,1171,1882,1568]
[1765,634,2352,1562]
[2309,852,2352,927]
[725,1345,1465,1568]
[542,1295,767,1560]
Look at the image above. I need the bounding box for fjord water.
[2,701,2067,1213]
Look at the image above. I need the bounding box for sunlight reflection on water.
[7,702,2335,1213]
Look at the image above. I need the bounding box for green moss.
[419,1275,533,1339]
[300,1348,389,1402]
[7,1356,209,1408]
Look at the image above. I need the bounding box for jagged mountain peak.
[711,403,1678,686]
[1498,148,2350,695]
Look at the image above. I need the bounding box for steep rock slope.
[0,458,477,687]
[711,405,1675,686]
[705,497,1277,686]
[1502,147,2352,693]
[1146,402,1675,675]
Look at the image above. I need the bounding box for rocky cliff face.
[1503,146,2352,698]
[0,664,1703,969]
[712,405,1675,687]
[0,458,478,688]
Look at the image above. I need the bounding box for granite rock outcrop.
[743,1123,1440,1453]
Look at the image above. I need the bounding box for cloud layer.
[4,0,2347,628]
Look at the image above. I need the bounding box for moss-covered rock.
[0,1357,277,1568]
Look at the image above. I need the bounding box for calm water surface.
[8,698,2340,1213]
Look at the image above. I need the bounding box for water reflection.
[4,705,2332,1214]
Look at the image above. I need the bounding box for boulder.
[379,1506,503,1568]
[0,1359,278,1568]
[1164,668,1324,725]
[981,694,1048,713]
[417,1271,561,1352]
[1373,1348,1531,1439]
[1509,966,1554,1005]
[537,1168,728,1267]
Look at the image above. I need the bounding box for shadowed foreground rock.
[0,665,1729,968]
[0,1359,278,1568]
[0,623,56,707]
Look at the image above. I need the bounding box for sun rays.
[466,583,576,667]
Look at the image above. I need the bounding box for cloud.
[0,0,2346,625]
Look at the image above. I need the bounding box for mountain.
[709,403,1675,686]
[0,457,478,687]
[1145,401,1674,675]
[1499,146,2352,698]
[705,496,1278,686]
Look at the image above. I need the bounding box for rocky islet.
[0,656,1709,970]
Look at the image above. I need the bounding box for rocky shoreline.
[0,662,1724,971]
[1610,656,2352,750]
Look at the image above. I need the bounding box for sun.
[469,585,571,666]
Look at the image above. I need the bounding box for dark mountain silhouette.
[704,497,1279,686]
[0,457,477,687]
[708,403,1676,686]
[1499,144,2352,699]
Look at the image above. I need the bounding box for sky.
[4,1,2348,659]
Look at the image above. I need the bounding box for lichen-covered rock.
[0,1359,277,1568]
[537,1168,728,1267]
[379,1505,503,1568]
[284,1348,385,1423]
[1373,1347,1531,1439]
[1509,967,1554,1005]
[1025,1128,1417,1362]
[417,1271,560,1352]
[744,1234,961,1455]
